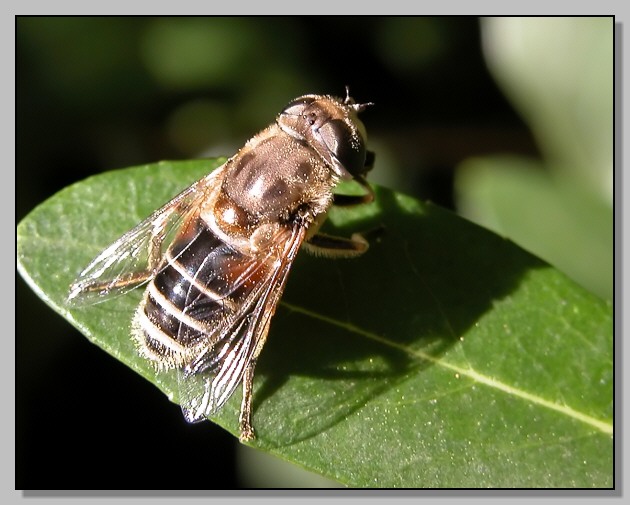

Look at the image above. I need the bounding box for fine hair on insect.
[68,88,375,441]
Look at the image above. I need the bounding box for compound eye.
[319,119,366,177]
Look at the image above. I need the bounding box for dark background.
[16,16,537,489]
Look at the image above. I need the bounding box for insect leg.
[333,174,375,207]
[71,222,168,297]
[303,231,369,258]
[238,312,275,442]
[239,359,257,442]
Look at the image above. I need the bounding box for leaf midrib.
[280,301,613,435]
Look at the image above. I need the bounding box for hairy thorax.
[212,125,335,240]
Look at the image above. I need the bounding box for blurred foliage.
[16,16,612,488]
[455,17,613,300]
[17,16,529,220]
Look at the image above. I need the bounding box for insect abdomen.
[132,221,260,370]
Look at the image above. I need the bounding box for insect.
[68,89,375,441]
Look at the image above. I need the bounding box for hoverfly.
[68,89,375,441]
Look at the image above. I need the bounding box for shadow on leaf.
[252,185,548,446]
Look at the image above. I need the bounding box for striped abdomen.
[132,218,272,371]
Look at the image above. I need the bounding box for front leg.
[333,149,376,208]
[333,175,375,207]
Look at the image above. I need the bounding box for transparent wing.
[176,224,307,423]
[67,164,226,306]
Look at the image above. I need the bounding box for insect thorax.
[219,126,335,229]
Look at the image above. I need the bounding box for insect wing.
[176,224,307,423]
[67,164,226,306]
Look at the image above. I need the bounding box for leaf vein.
[281,301,613,435]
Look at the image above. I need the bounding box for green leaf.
[17,160,613,488]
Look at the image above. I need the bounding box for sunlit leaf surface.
[17,160,613,488]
